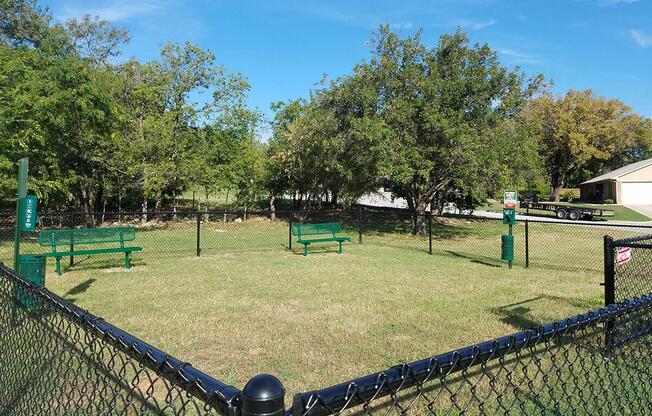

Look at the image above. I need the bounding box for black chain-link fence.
[0,263,241,415]
[290,291,652,415]
[2,231,652,415]
[1,209,652,276]
[605,234,652,304]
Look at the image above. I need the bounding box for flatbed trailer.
[522,202,615,221]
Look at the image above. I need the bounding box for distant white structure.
[357,188,463,214]
[356,188,410,210]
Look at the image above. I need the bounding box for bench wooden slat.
[38,227,136,247]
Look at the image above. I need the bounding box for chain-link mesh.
[608,235,652,304]
[529,222,652,274]
[291,292,652,416]
[0,263,241,416]
[1,209,651,276]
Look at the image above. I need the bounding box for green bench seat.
[38,226,143,276]
[291,222,351,256]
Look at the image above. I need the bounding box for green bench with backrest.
[38,226,143,276]
[291,222,351,256]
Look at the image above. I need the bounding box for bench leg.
[70,244,74,267]
[55,257,62,277]
[339,241,343,254]
[125,252,131,269]
[303,244,308,256]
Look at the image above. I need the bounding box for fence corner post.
[196,211,201,257]
[604,235,615,307]
[525,219,529,268]
[242,374,286,416]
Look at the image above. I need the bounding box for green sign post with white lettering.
[13,158,29,270]
[13,158,39,270]
[19,195,37,232]
[501,190,518,269]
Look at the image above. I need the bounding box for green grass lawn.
[2,215,652,413]
[480,200,651,222]
[36,232,607,398]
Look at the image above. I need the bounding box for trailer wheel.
[555,208,568,219]
[568,210,581,221]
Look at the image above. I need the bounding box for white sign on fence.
[616,247,632,266]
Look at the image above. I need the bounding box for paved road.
[471,210,652,229]
[626,205,652,220]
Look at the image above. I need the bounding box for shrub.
[562,190,576,202]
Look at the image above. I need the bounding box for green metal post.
[508,223,513,269]
[13,158,28,270]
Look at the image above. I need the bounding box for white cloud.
[497,48,543,65]
[630,30,652,47]
[58,0,170,22]
[599,0,638,5]
[389,21,414,30]
[456,19,496,31]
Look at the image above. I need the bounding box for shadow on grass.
[60,256,146,274]
[63,278,96,299]
[290,246,345,256]
[361,218,482,240]
[443,250,504,268]
[492,295,602,332]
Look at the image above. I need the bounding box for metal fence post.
[428,213,433,255]
[603,235,615,352]
[242,374,285,416]
[604,235,615,307]
[196,211,201,257]
[288,215,293,251]
[525,219,529,268]
[358,206,363,244]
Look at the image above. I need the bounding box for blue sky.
[45,0,652,122]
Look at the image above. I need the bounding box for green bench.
[291,222,351,256]
[38,226,143,276]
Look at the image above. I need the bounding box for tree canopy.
[1,2,651,222]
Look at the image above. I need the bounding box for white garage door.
[621,182,652,204]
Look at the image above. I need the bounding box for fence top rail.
[4,208,652,229]
[609,233,652,247]
[290,291,652,416]
[0,263,242,415]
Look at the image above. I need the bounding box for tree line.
[2,1,651,228]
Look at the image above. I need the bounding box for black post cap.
[242,374,286,416]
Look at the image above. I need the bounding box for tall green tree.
[524,89,652,201]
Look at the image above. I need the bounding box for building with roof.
[580,158,652,205]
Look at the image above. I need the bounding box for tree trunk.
[80,186,94,227]
[269,195,276,221]
[414,200,428,237]
[331,190,339,207]
[172,189,178,220]
[101,199,106,225]
[141,198,148,224]
[118,192,122,224]
[550,171,565,202]
[155,193,162,214]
